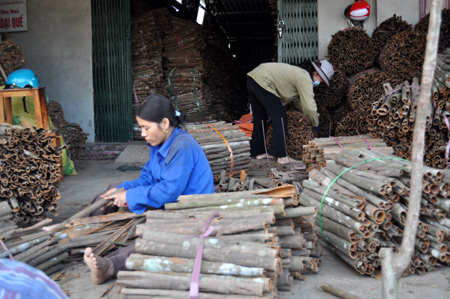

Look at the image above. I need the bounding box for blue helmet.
[6,68,40,88]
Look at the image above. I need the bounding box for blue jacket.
[117,127,214,214]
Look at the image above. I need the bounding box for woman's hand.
[100,188,128,208]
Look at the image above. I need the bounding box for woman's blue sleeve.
[125,144,193,214]
[116,160,154,190]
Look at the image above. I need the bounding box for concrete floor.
[49,158,450,299]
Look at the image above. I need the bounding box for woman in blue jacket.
[84,94,214,284]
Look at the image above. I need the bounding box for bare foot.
[256,153,275,160]
[83,247,114,285]
[277,157,303,165]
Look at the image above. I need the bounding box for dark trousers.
[90,183,136,277]
[247,76,288,157]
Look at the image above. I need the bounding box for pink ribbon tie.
[186,211,218,299]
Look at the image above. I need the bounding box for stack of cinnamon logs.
[47,100,88,160]
[117,186,321,297]
[300,149,450,277]
[266,110,317,160]
[0,124,64,223]
[185,122,252,177]
[301,135,393,172]
[327,28,377,76]
[130,6,247,133]
[367,64,450,168]
[0,39,25,86]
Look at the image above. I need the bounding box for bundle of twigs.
[327,28,377,76]
[367,70,450,168]
[335,69,392,136]
[300,149,450,277]
[0,39,25,85]
[47,100,88,160]
[371,14,412,65]
[0,124,64,223]
[117,185,320,297]
[130,8,166,113]
[301,135,393,172]
[414,8,450,53]
[379,28,427,85]
[266,110,316,160]
[185,121,251,177]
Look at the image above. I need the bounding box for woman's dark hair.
[137,94,186,128]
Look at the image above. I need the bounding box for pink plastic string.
[0,240,14,260]
[331,136,345,150]
[356,129,374,150]
[186,211,218,299]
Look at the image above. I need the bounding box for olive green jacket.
[247,62,319,126]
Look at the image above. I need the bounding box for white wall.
[9,0,95,142]
[318,0,421,59]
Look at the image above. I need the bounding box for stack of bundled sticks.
[0,196,145,276]
[162,16,215,123]
[414,8,450,53]
[335,69,392,136]
[379,28,427,86]
[266,110,316,160]
[300,149,450,277]
[130,8,165,112]
[0,124,64,223]
[367,72,450,168]
[117,185,320,297]
[47,100,88,160]
[371,14,411,66]
[185,122,251,177]
[301,135,393,172]
[0,39,25,85]
[327,28,377,76]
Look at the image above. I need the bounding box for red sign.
[0,1,27,32]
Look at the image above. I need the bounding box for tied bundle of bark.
[1,206,144,275]
[301,135,393,172]
[160,11,216,123]
[120,211,279,297]
[371,14,412,66]
[379,28,427,85]
[266,109,316,160]
[300,148,450,277]
[0,124,64,223]
[185,121,251,176]
[47,100,88,160]
[414,8,450,53]
[367,73,450,168]
[158,186,321,289]
[329,101,353,138]
[116,187,319,296]
[327,28,377,76]
[335,69,393,137]
[0,39,25,86]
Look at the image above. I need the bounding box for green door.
[92,0,133,142]
[278,0,318,64]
